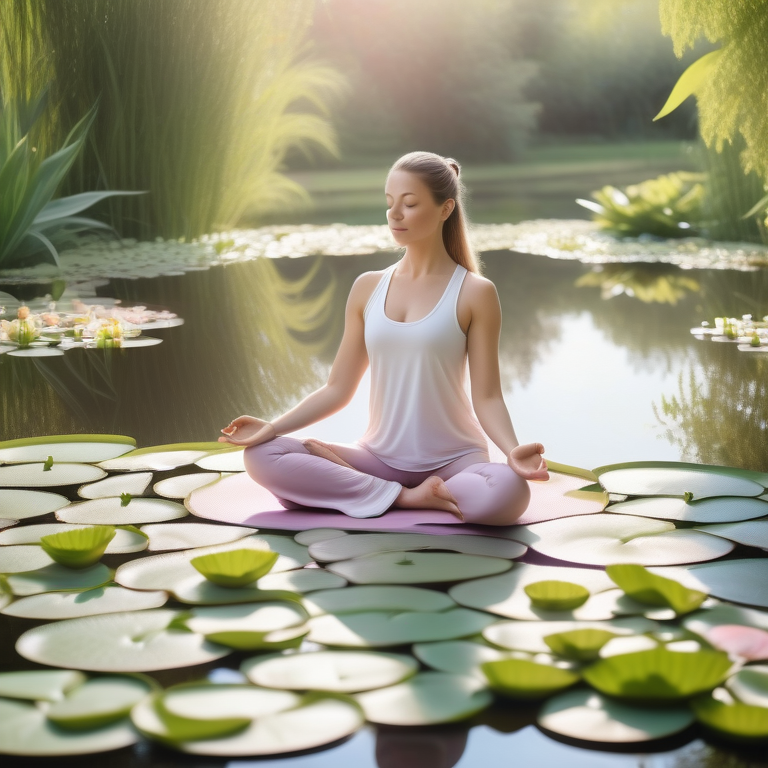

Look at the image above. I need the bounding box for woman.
[219,151,548,525]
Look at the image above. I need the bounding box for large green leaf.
[606,564,707,615]
[691,688,768,741]
[481,658,580,699]
[653,49,723,121]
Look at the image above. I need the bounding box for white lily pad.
[512,513,733,566]
[78,472,152,499]
[7,347,65,357]
[0,670,86,701]
[326,551,512,585]
[153,472,221,499]
[242,650,419,692]
[255,569,347,594]
[354,672,492,725]
[0,523,147,554]
[683,604,768,646]
[483,617,657,654]
[538,689,695,743]
[0,544,54,572]
[16,609,231,671]
[56,496,188,525]
[413,641,523,681]
[119,336,162,348]
[47,675,154,730]
[0,697,138,755]
[6,562,113,596]
[100,449,210,472]
[294,529,348,546]
[0,462,107,488]
[0,435,134,465]
[0,489,70,519]
[599,635,660,658]
[727,665,768,707]
[607,496,768,523]
[141,522,254,551]
[195,450,245,472]
[2,586,168,619]
[694,520,768,550]
[307,607,495,647]
[596,465,766,498]
[303,585,455,617]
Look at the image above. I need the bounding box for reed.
[0,0,344,240]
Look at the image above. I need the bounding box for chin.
[389,229,413,246]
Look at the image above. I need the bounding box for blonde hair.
[389,151,481,274]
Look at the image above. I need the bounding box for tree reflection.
[375,725,468,768]
[575,264,700,305]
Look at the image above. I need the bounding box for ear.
[441,198,456,221]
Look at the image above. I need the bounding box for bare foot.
[302,438,357,470]
[395,476,463,521]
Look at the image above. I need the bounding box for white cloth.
[359,260,490,471]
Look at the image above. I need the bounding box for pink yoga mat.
[187,470,605,537]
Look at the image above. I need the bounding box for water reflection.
[375,725,468,768]
[575,264,701,305]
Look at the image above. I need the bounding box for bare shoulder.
[463,271,499,306]
[348,269,388,314]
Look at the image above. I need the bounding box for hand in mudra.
[219,416,274,447]
[507,443,549,481]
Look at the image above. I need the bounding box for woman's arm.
[220,273,375,445]
[466,278,548,480]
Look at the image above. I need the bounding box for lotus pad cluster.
[2,437,768,756]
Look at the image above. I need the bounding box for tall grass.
[0,0,345,240]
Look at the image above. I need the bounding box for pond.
[1,246,768,766]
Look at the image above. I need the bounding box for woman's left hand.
[508,443,549,481]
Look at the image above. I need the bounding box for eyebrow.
[385,191,417,197]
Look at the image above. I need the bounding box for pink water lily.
[705,624,768,661]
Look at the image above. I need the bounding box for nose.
[389,207,403,222]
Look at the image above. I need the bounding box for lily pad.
[0,462,106,488]
[141,522,255,551]
[16,609,232,672]
[242,650,419,693]
[255,568,347,594]
[581,646,733,701]
[607,496,768,523]
[326,551,512,585]
[0,435,134,465]
[0,489,70,519]
[56,497,188,525]
[191,549,279,587]
[543,628,621,661]
[7,347,64,357]
[538,689,695,743]
[727,665,768,707]
[694,520,768,550]
[702,625,768,661]
[1,585,168,619]
[353,672,492,725]
[0,523,147,554]
[481,658,580,699]
[0,544,54,572]
[295,528,349,545]
[307,607,496,647]
[195,450,245,472]
[683,603,768,639]
[0,669,86,701]
[524,580,589,611]
[99,444,221,471]
[40,526,116,568]
[6,563,114,596]
[308,533,525,562]
[153,472,221,499]
[413,640,528,681]
[78,472,152,499]
[511,513,733,566]
[0,697,138,755]
[47,675,154,730]
[606,563,707,615]
[303,585,455,617]
[691,688,768,741]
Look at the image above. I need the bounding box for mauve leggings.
[243,436,531,526]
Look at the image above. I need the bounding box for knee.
[243,436,303,480]
[481,466,531,526]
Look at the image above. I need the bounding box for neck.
[399,229,454,277]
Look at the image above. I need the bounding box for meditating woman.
[219,151,548,525]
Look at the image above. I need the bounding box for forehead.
[385,169,429,197]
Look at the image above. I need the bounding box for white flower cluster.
[691,314,768,352]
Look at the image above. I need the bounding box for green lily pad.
[0,669,86,702]
[307,607,496,647]
[78,472,152,499]
[141,522,254,551]
[56,497,188,525]
[1,585,168,619]
[0,523,147,554]
[353,672,492,725]
[0,489,70,519]
[481,657,580,699]
[326,551,512,585]
[413,640,537,681]
[0,544,54,572]
[308,532,525,562]
[608,496,768,523]
[303,585,455,617]
[191,548,279,587]
[40,526,116,568]
[5,563,113,596]
[543,628,621,661]
[694,520,768,550]
[0,434,135,464]
[294,528,349,545]
[606,563,707,615]
[581,646,733,701]
[538,689,695,743]
[727,665,768,707]
[0,697,138,755]
[0,462,107,488]
[16,608,232,671]
[47,675,155,730]
[153,472,221,499]
[512,513,733,566]
[524,580,590,611]
[691,688,768,741]
[195,450,245,472]
[242,650,419,692]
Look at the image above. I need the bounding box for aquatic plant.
[690,313,768,351]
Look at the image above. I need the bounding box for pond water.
[1,247,768,766]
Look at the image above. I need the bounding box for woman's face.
[385,169,454,247]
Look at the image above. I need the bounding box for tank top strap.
[364,263,397,320]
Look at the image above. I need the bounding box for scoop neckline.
[382,262,462,326]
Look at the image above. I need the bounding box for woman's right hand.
[219,416,276,447]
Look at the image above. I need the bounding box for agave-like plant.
[0,88,141,269]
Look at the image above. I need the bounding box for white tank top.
[358,261,490,471]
